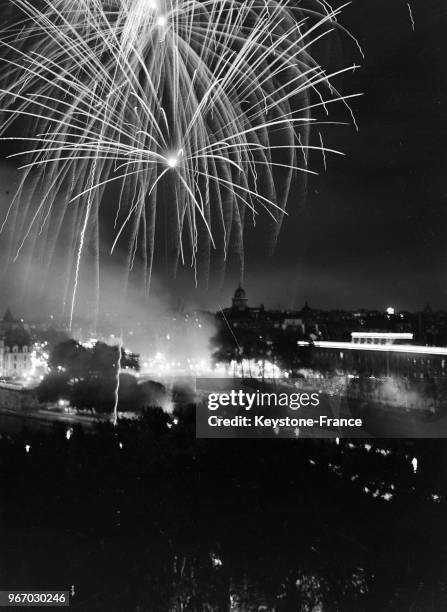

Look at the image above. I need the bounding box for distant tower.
[3,308,17,325]
[300,301,311,317]
[232,285,248,311]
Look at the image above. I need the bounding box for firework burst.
[0,0,360,323]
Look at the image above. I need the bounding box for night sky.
[239,0,447,312]
[0,0,446,316]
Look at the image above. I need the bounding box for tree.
[36,328,70,350]
[210,321,239,364]
[48,339,90,377]
[39,339,143,413]
[37,371,70,403]
[48,339,140,378]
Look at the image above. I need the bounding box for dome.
[234,286,246,300]
[232,285,248,311]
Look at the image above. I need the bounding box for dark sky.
[234,0,447,312]
[0,0,446,316]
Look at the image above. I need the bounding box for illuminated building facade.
[351,332,414,346]
[0,309,32,378]
[1,341,31,377]
[299,332,447,379]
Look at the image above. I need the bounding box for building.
[351,332,414,346]
[232,285,249,311]
[219,285,319,336]
[0,309,32,378]
[217,287,447,382]
[298,331,447,380]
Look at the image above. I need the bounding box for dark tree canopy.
[211,319,311,373]
[48,340,140,378]
[38,340,151,413]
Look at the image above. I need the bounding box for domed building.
[219,285,310,335]
[231,285,248,312]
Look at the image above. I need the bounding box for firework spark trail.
[70,159,97,328]
[407,2,415,31]
[318,131,326,171]
[113,334,123,427]
[218,302,241,351]
[0,0,360,320]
